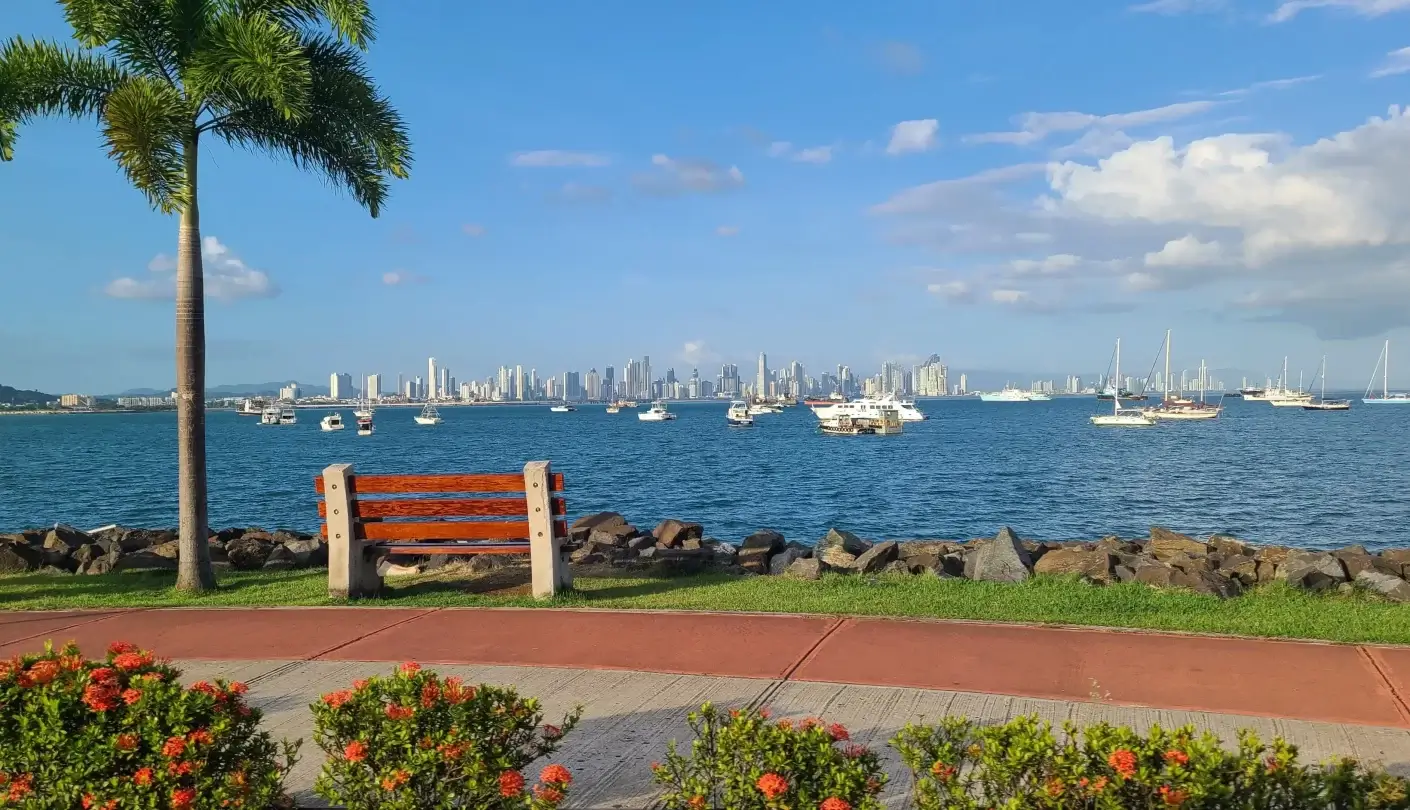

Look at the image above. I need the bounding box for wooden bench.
[314,461,572,600]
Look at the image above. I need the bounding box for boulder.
[711,542,738,562]
[737,546,771,574]
[1218,554,1259,586]
[817,544,859,571]
[1208,535,1251,558]
[1095,536,1139,555]
[906,552,941,575]
[215,527,246,543]
[626,535,657,552]
[1278,552,1348,591]
[1333,547,1400,580]
[1255,545,1293,567]
[587,529,627,548]
[80,551,120,576]
[0,542,41,574]
[1356,570,1410,602]
[72,543,102,566]
[683,537,704,550]
[1148,527,1207,561]
[784,557,823,581]
[570,512,628,541]
[148,541,181,560]
[1256,560,1279,583]
[1033,548,1113,583]
[112,552,177,572]
[742,529,786,553]
[44,524,91,551]
[1171,568,1242,599]
[226,535,273,571]
[569,546,607,564]
[1166,552,1212,575]
[270,529,309,546]
[1133,561,1177,588]
[283,537,327,568]
[897,541,961,559]
[969,527,1032,584]
[881,560,911,575]
[654,520,704,548]
[817,528,871,556]
[1113,564,1137,583]
[768,545,811,575]
[852,541,899,574]
[940,553,966,577]
[636,546,657,561]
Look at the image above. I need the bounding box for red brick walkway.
[3,608,1407,728]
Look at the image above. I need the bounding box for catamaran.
[1092,339,1156,427]
[1304,356,1351,411]
[1363,340,1410,404]
[414,403,442,425]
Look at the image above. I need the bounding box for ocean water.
[1,397,1407,550]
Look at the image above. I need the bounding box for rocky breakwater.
[0,525,327,575]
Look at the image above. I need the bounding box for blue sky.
[2,0,1410,393]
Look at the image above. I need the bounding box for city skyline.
[4,3,1410,394]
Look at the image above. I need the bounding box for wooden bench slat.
[320,520,567,541]
[318,497,566,519]
[314,473,565,494]
[378,542,532,555]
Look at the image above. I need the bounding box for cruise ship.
[810,394,927,422]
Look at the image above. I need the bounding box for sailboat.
[1303,356,1350,411]
[353,375,374,419]
[1091,339,1156,427]
[414,402,442,425]
[1362,340,1410,404]
[1146,330,1219,420]
[1267,357,1313,406]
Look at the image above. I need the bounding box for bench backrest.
[314,463,567,546]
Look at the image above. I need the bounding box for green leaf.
[0,37,130,161]
[186,10,310,119]
[101,75,191,212]
[226,0,376,48]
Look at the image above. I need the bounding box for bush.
[311,662,583,810]
[891,714,1410,809]
[0,641,298,810]
[652,702,887,810]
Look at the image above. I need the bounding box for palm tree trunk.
[174,134,214,591]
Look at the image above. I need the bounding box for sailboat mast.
[1164,330,1171,402]
[1386,340,1391,398]
[1114,338,1122,416]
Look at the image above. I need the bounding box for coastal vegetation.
[0,0,411,592]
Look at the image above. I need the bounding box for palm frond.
[0,37,130,161]
[206,34,409,215]
[59,0,121,48]
[168,0,215,64]
[223,0,374,48]
[104,0,183,85]
[101,74,190,211]
[185,10,309,119]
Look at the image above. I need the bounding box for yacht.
[1091,339,1156,427]
[356,414,375,435]
[259,405,297,426]
[1363,340,1410,404]
[638,401,677,421]
[726,401,754,427]
[549,404,576,413]
[819,407,903,435]
[414,403,442,425]
[1304,356,1351,411]
[1144,332,1220,421]
[811,395,927,421]
[605,405,621,414]
[979,387,1040,403]
[804,393,847,407]
[747,402,782,415]
[319,412,345,431]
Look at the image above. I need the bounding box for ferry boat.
[414,403,442,425]
[1363,340,1410,405]
[810,395,926,422]
[356,414,374,435]
[979,387,1043,403]
[726,401,754,427]
[319,412,345,431]
[638,401,677,421]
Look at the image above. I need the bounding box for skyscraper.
[439,367,450,401]
[603,366,615,399]
[365,373,381,401]
[515,365,526,401]
[757,353,768,398]
[329,372,353,400]
[585,369,601,401]
[641,356,652,398]
[427,357,438,400]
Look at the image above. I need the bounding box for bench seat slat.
[318,497,566,519]
[376,542,531,555]
[314,473,565,495]
[320,520,567,541]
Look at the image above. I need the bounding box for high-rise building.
[757,352,768,398]
[329,372,354,400]
[427,357,438,400]
[403,379,415,398]
[914,356,947,397]
[439,367,450,401]
[279,382,300,401]
[460,382,472,401]
[515,365,526,401]
[585,369,601,401]
[603,366,615,398]
[396,373,404,398]
[641,356,652,398]
[688,368,700,399]
[366,374,381,401]
[563,371,581,400]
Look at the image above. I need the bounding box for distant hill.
[0,384,57,406]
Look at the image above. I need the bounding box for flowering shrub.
[652,702,886,810]
[311,661,582,810]
[0,641,298,809]
[891,714,1410,809]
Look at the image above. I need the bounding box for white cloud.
[1144,235,1224,266]
[886,119,939,155]
[876,41,924,75]
[990,288,1030,304]
[1051,129,1137,159]
[106,237,277,301]
[965,101,1215,147]
[633,155,745,195]
[1016,231,1053,243]
[382,271,406,285]
[1009,254,1081,275]
[1270,0,1410,22]
[679,340,718,366]
[1218,75,1322,97]
[510,150,610,168]
[716,225,740,237]
[461,223,486,237]
[926,280,973,301]
[870,163,1046,216]
[767,141,793,157]
[1129,0,1226,12]
[1371,46,1410,78]
[767,142,836,163]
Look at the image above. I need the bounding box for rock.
[940,553,966,577]
[769,546,810,575]
[1095,536,1139,555]
[784,557,823,580]
[81,552,120,576]
[654,520,704,548]
[1255,545,1293,567]
[1148,527,1207,561]
[1278,551,1348,591]
[0,542,41,573]
[626,535,656,552]
[906,552,941,575]
[270,529,308,547]
[1357,570,1410,602]
[1256,560,1278,583]
[881,560,911,575]
[1171,568,1242,599]
[148,540,181,560]
[1208,535,1251,557]
[1333,547,1400,580]
[265,544,295,564]
[215,527,246,543]
[682,537,704,550]
[897,541,961,559]
[1133,561,1177,588]
[1166,552,1212,574]
[817,544,859,571]
[737,546,771,574]
[587,529,626,548]
[226,535,272,571]
[817,528,871,556]
[71,543,102,566]
[283,537,327,568]
[112,552,176,572]
[570,546,605,564]
[742,529,786,553]
[262,557,297,571]
[711,542,738,562]
[44,524,91,551]
[970,527,1032,583]
[1113,564,1137,583]
[1033,548,1113,583]
[852,541,899,574]
[571,511,627,537]
[637,546,657,560]
[1218,554,1259,586]
[377,559,421,577]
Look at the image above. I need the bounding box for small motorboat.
[638,401,677,421]
[549,404,576,413]
[320,412,345,431]
[726,401,754,427]
[414,403,442,425]
[606,405,621,414]
[356,415,374,435]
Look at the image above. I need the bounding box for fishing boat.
[1362,340,1410,404]
[1304,356,1351,411]
[726,400,754,427]
[356,414,374,435]
[319,412,345,431]
[549,404,576,413]
[414,403,442,425]
[638,401,677,421]
[1145,331,1219,420]
[1092,339,1156,427]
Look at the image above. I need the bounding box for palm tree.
[0,1,411,591]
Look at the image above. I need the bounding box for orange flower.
[757,708,772,720]
[108,641,139,656]
[1265,756,1282,774]
[167,760,194,777]
[777,719,794,730]
[27,660,59,685]
[60,654,84,671]
[162,736,187,758]
[438,741,468,760]
[133,767,154,786]
[756,773,788,800]
[322,689,353,708]
[687,796,707,810]
[1159,785,1189,806]
[83,682,119,712]
[352,678,370,691]
[113,651,154,671]
[499,770,526,797]
[83,795,96,808]
[1108,748,1138,778]
[114,733,139,752]
[1045,778,1065,797]
[1092,776,1110,792]
[821,799,853,810]
[420,682,441,708]
[399,661,421,675]
[189,681,216,695]
[828,723,850,742]
[444,679,473,704]
[7,773,32,802]
[543,724,563,739]
[1164,749,1189,767]
[228,681,248,694]
[533,786,566,805]
[842,744,868,759]
[380,769,410,791]
[931,761,957,782]
[384,704,414,720]
[343,740,368,763]
[540,764,573,786]
[188,729,214,746]
[122,688,143,706]
[170,787,196,810]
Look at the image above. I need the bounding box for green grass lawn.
[2,567,1408,645]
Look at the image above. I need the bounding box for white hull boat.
[549,405,575,412]
[726,401,754,427]
[414,403,442,425]
[1363,340,1410,404]
[319,412,345,431]
[356,415,374,435]
[1091,339,1155,427]
[811,395,926,421]
[638,401,677,421]
[979,387,1041,402]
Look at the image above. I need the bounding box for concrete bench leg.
[524,461,566,599]
[323,463,382,599]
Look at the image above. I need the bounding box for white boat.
[1362,340,1410,405]
[414,403,442,425]
[638,401,677,421]
[356,415,374,435]
[319,412,345,431]
[1026,392,1053,401]
[1091,339,1156,427]
[239,398,266,416]
[726,401,754,427]
[259,405,297,426]
[819,408,903,435]
[811,395,927,421]
[549,404,576,413]
[1304,356,1351,411]
[605,405,621,414]
[1263,357,1313,406]
[1145,331,1220,421]
[979,387,1041,402]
